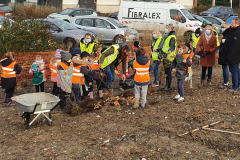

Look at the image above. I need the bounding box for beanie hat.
[195,28,200,34]
[134,41,140,48]
[60,50,71,62]
[55,49,62,58]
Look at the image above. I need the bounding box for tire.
[64,38,76,51]
[114,35,125,44]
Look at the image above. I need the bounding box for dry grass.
[9,3,61,19]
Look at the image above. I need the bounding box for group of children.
[1,40,194,109]
[29,47,103,110]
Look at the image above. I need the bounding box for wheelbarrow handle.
[50,95,70,112]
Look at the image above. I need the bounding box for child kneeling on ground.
[172,44,192,102]
[133,48,153,108]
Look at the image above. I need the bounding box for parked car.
[24,18,97,49]
[202,16,225,26]
[0,15,15,29]
[72,16,139,44]
[47,8,98,23]
[193,15,221,33]
[226,16,238,24]
[200,6,234,21]
[109,12,118,20]
[0,4,14,19]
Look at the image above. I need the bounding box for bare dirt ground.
[1,64,240,159]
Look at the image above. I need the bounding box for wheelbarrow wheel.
[24,113,31,130]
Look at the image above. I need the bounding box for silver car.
[24,18,96,49]
[71,16,139,44]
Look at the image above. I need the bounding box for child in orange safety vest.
[171,44,192,102]
[29,55,46,92]
[133,48,153,108]
[57,51,72,111]
[72,53,82,102]
[1,52,22,106]
[88,54,103,99]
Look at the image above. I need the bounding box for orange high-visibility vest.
[72,65,84,84]
[189,51,194,66]
[133,60,150,83]
[57,61,69,84]
[49,63,58,78]
[183,54,190,73]
[1,61,16,78]
[91,57,99,70]
[39,62,46,79]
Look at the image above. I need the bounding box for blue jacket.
[134,55,153,86]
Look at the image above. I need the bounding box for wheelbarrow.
[12,92,66,130]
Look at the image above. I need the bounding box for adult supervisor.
[161,24,177,91]
[99,44,132,88]
[80,33,96,54]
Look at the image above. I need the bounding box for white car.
[47,8,98,23]
[72,16,139,44]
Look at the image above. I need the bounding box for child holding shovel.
[172,44,192,102]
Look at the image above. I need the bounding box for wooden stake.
[178,121,222,137]
[202,128,240,135]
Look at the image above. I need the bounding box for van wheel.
[184,31,193,41]
[114,35,125,44]
[64,38,76,51]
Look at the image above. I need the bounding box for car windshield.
[181,9,195,20]
[53,20,78,30]
[207,7,219,12]
[195,16,212,24]
[59,8,75,15]
[107,18,127,28]
[0,6,12,11]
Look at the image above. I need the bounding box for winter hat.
[60,50,71,62]
[195,28,200,34]
[134,41,140,48]
[55,49,62,58]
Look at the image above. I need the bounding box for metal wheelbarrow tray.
[12,92,61,130]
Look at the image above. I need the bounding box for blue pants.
[153,60,161,82]
[229,64,240,90]
[105,66,115,88]
[165,66,172,88]
[222,65,229,84]
[177,79,184,97]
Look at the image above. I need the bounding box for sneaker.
[140,104,145,108]
[133,102,139,108]
[152,81,159,87]
[174,94,180,100]
[178,97,184,102]
[219,82,229,89]
[228,88,237,93]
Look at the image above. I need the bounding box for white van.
[118,0,201,36]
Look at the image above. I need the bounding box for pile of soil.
[1,65,240,159]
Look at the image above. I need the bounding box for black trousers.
[201,66,213,80]
[59,87,67,110]
[35,82,44,92]
[5,87,15,98]
[89,79,103,92]
[52,82,59,96]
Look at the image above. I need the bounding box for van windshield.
[181,9,195,21]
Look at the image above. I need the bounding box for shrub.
[0,16,59,55]
[9,3,61,19]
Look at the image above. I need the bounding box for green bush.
[0,16,59,55]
